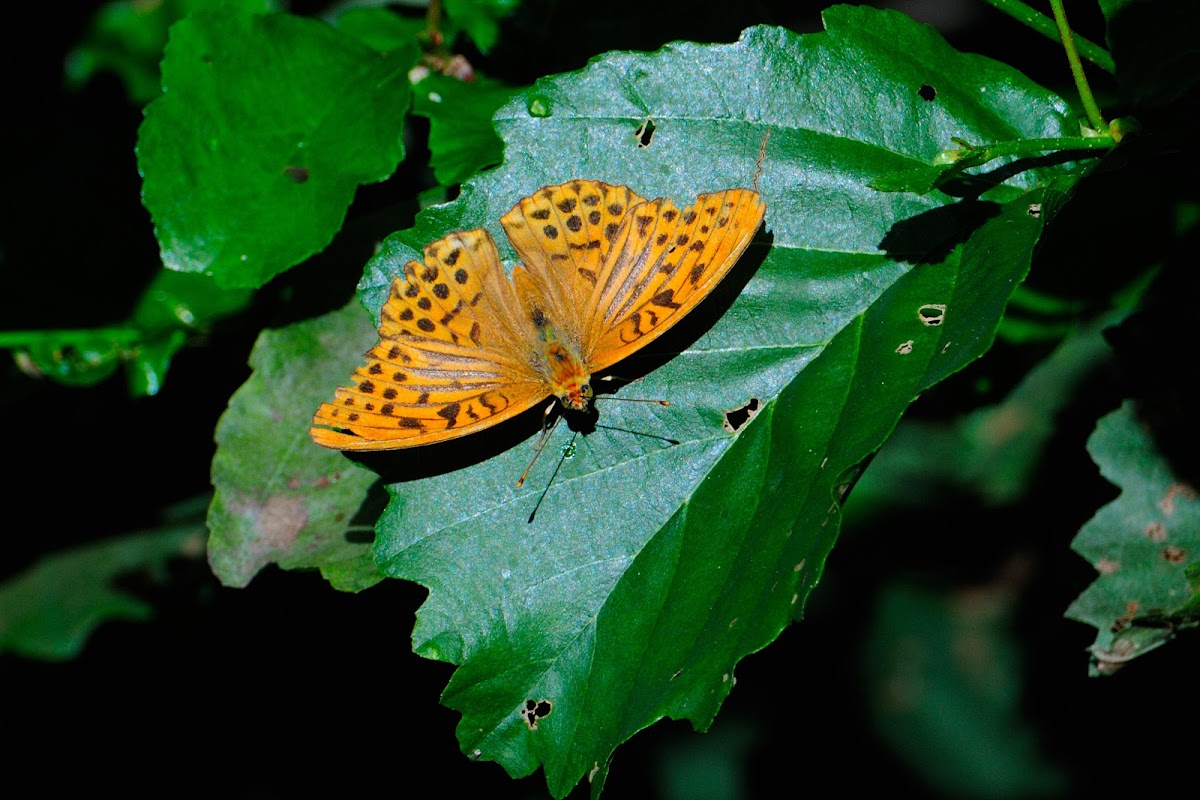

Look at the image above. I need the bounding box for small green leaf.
[138,8,415,289]
[865,581,1065,796]
[411,74,523,185]
[1066,401,1200,674]
[208,301,381,591]
[333,5,426,54]
[0,525,204,661]
[444,0,521,54]
[131,269,253,333]
[127,328,187,396]
[18,334,126,387]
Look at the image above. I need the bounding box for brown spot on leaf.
[226,494,309,577]
[1161,545,1187,564]
[1111,600,1140,633]
[1159,483,1196,515]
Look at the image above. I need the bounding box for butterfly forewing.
[584,188,766,372]
[311,229,547,450]
[501,181,649,347]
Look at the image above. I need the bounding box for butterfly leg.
[517,400,561,488]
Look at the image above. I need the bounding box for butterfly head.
[556,380,594,413]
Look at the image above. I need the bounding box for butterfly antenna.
[593,423,679,446]
[527,431,577,524]
[595,375,669,406]
[594,396,670,406]
[517,402,559,488]
[754,131,770,193]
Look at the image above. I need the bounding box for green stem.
[0,327,142,349]
[1049,0,1108,131]
[980,0,1116,75]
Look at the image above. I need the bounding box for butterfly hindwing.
[583,188,766,373]
[311,229,547,450]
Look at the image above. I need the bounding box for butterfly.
[310,179,766,454]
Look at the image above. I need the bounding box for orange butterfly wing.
[583,188,766,372]
[310,229,548,450]
[499,180,649,353]
[311,181,766,451]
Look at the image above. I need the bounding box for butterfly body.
[537,337,593,413]
[311,180,766,451]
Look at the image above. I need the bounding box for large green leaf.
[213,6,1085,795]
[1066,401,1200,674]
[138,7,414,289]
[367,10,1076,795]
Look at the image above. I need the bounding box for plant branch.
[980,0,1116,75]
[0,327,142,349]
[970,135,1115,160]
[1049,0,1108,131]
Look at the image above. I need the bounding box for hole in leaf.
[519,698,553,730]
[723,397,761,433]
[918,304,946,326]
[634,118,656,148]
